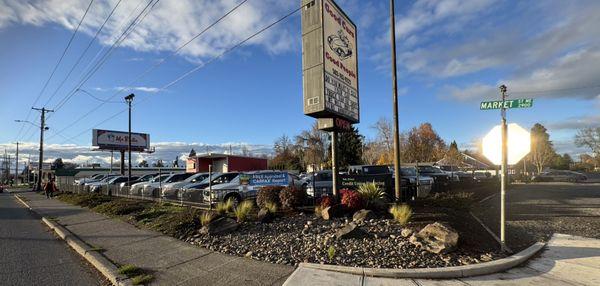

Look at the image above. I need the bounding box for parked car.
[82,175,118,192]
[89,176,138,194]
[416,165,451,193]
[400,167,434,198]
[118,173,157,194]
[130,174,170,196]
[74,174,107,186]
[141,173,194,197]
[203,171,304,205]
[178,172,239,202]
[160,172,209,199]
[305,170,333,198]
[532,170,587,182]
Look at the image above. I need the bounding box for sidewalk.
[284,233,600,285]
[15,191,294,286]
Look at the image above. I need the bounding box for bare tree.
[575,127,600,156]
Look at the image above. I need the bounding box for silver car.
[130,174,170,196]
[142,173,194,197]
[204,171,304,204]
[160,172,209,199]
[532,170,587,182]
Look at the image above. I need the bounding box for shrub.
[200,211,216,226]
[357,182,386,209]
[327,245,336,261]
[264,201,278,214]
[234,200,254,222]
[319,195,333,209]
[279,186,307,209]
[389,204,412,226]
[340,189,364,211]
[118,264,143,277]
[314,205,323,218]
[216,198,234,215]
[256,186,283,209]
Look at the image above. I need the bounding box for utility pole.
[14,142,19,186]
[499,84,508,252]
[32,107,53,192]
[390,0,402,202]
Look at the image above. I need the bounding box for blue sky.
[1,0,599,165]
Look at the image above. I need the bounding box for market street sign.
[301,0,359,123]
[480,98,533,110]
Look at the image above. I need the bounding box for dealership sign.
[301,0,359,124]
[240,172,289,187]
[92,129,150,151]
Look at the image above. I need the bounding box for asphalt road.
[0,191,105,286]
[472,183,600,251]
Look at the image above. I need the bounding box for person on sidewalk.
[44,178,57,198]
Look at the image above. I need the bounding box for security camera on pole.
[480,85,533,252]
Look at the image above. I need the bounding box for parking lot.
[472,182,600,251]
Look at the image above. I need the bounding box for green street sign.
[480,98,533,110]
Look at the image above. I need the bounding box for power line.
[47,0,249,141]
[51,0,160,113]
[58,1,308,144]
[15,0,95,142]
[42,0,124,108]
[77,89,122,103]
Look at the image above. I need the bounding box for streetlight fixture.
[124,94,135,192]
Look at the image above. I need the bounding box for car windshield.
[197,174,223,185]
[401,168,417,176]
[139,174,154,181]
[184,173,205,183]
[418,166,442,173]
[108,177,122,183]
[152,174,170,183]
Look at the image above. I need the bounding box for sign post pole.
[499,84,508,252]
[331,130,338,198]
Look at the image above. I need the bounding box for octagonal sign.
[482,123,531,165]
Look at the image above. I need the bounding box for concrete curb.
[299,241,546,279]
[13,194,132,286]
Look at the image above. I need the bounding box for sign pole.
[331,130,338,198]
[499,84,508,252]
[208,164,213,210]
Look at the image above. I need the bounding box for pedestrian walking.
[44,177,57,198]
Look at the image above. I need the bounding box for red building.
[186,153,268,173]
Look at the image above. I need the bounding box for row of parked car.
[73,164,494,205]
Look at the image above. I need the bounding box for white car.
[160,172,209,199]
[130,174,170,196]
[142,173,194,197]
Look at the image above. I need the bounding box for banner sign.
[302,0,359,123]
[240,172,289,187]
[338,174,396,195]
[92,129,150,151]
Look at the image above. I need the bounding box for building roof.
[190,153,266,160]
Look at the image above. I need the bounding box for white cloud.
[115,86,160,93]
[0,140,274,169]
[0,0,298,61]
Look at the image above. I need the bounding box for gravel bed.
[187,213,505,268]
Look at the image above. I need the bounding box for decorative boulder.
[401,228,413,238]
[352,209,376,223]
[257,208,274,223]
[335,222,368,240]
[199,217,239,235]
[321,204,344,220]
[409,222,459,254]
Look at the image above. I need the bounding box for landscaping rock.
[335,222,368,240]
[401,228,413,238]
[352,209,376,223]
[409,222,458,254]
[322,204,344,220]
[257,208,274,223]
[199,217,239,235]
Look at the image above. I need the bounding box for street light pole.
[390,0,402,202]
[499,84,508,252]
[125,94,135,193]
[14,142,19,186]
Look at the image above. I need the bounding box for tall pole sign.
[390,0,402,202]
[301,0,359,198]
